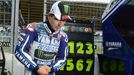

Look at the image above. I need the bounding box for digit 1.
[68,41,75,54]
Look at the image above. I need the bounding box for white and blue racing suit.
[15,21,69,75]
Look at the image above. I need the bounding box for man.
[15,1,71,75]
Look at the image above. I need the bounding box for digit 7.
[86,59,93,71]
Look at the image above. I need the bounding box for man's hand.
[37,66,51,75]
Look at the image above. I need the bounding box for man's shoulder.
[59,31,68,39]
[59,31,68,42]
[26,22,47,32]
[26,22,37,32]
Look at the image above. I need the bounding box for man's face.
[48,14,66,31]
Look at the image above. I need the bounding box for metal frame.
[0,46,5,75]
[11,0,20,75]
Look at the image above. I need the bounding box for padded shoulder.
[60,31,68,42]
[26,22,37,32]
[26,22,47,32]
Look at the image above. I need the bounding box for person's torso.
[28,22,62,67]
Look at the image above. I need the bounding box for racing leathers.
[15,21,69,75]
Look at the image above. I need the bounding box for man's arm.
[51,33,69,72]
[15,24,51,75]
[15,28,39,71]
